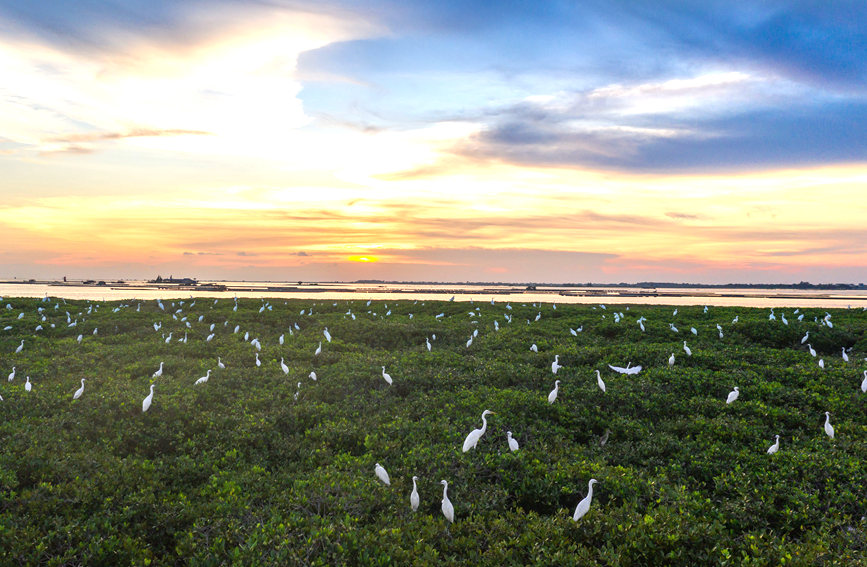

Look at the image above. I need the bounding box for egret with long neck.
[462,409,494,452]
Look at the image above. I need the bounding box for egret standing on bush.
[726,387,739,404]
[595,370,606,393]
[463,409,494,452]
[381,366,392,385]
[440,480,454,523]
[507,431,519,452]
[375,463,390,485]
[73,378,85,400]
[573,479,598,521]
[548,380,560,404]
[410,476,420,511]
[142,384,154,412]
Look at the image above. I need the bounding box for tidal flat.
[1,297,865,565]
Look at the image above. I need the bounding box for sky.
[1,0,866,284]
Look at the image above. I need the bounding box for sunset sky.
[1,1,866,284]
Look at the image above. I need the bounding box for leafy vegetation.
[1,296,866,565]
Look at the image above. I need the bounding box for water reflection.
[1,281,865,308]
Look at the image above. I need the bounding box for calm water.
[1,281,866,308]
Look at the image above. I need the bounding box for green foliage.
[1,297,866,564]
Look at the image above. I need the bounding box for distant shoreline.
[1,278,865,291]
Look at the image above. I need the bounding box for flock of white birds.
[1,294,865,526]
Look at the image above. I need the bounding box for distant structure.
[149,275,198,285]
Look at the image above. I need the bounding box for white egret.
[255,353,261,367]
[152,362,164,378]
[280,358,289,375]
[217,357,225,369]
[767,435,780,454]
[573,479,599,521]
[73,379,85,399]
[507,431,519,452]
[462,409,495,452]
[381,366,393,385]
[548,380,560,404]
[608,362,642,375]
[670,323,679,333]
[142,384,154,412]
[165,332,172,344]
[425,337,432,351]
[309,371,317,381]
[668,353,675,367]
[732,315,739,323]
[279,334,284,345]
[76,334,83,344]
[323,328,331,343]
[14,340,24,353]
[206,333,214,342]
[25,376,31,392]
[530,343,538,353]
[673,308,678,316]
[683,341,692,356]
[801,331,809,344]
[841,348,849,362]
[315,342,322,356]
[690,327,697,335]
[440,480,454,523]
[807,344,816,357]
[818,359,825,369]
[861,370,867,393]
[596,370,606,393]
[717,324,723,339]
[374,463,390,485]
[7,366,14,382]
[466,336,473,348]
[824,412,834,439]
[411,476,420,511]
[552,355,562,375]
[294,382,301,400]
[195,370,211,385]
[726,387,739,404]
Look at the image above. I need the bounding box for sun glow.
[348,255,378,263]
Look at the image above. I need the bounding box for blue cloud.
[460,99,867,172]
